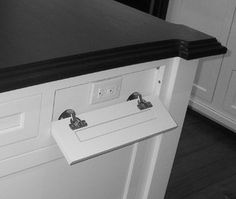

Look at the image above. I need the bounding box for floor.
[165,109,236,199]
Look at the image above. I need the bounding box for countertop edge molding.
[0,39,226,93]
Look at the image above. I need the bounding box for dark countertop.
[0,0,226,92]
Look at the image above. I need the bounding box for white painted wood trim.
[122,143,138,199]
[189,99,236,132]
[140,135,163,199]
[147,58,199,199]
[134,58,181,199]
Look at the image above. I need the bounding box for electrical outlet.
[90,77,122,104]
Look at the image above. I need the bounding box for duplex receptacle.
[90,77,122,104]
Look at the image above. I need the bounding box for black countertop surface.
[0,0,226,92]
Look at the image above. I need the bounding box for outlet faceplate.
[90,77,122,104]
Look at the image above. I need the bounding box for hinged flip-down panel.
[52,95,177,165]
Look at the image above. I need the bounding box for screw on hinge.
[58,109,87,130]
[127,92,153,110]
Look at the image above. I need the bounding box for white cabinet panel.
[191,57,222,102]
[224,71,236,116]
[0,95,41,147]
[0,59,199,199]
[215,9,236,116]
[167,0,235,102]
[0,145,133,199]
[0,61,164,178]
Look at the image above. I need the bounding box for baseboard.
[189,99,236,133]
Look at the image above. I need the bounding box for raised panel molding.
[191,57,223,102]
[0,95,42,147]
